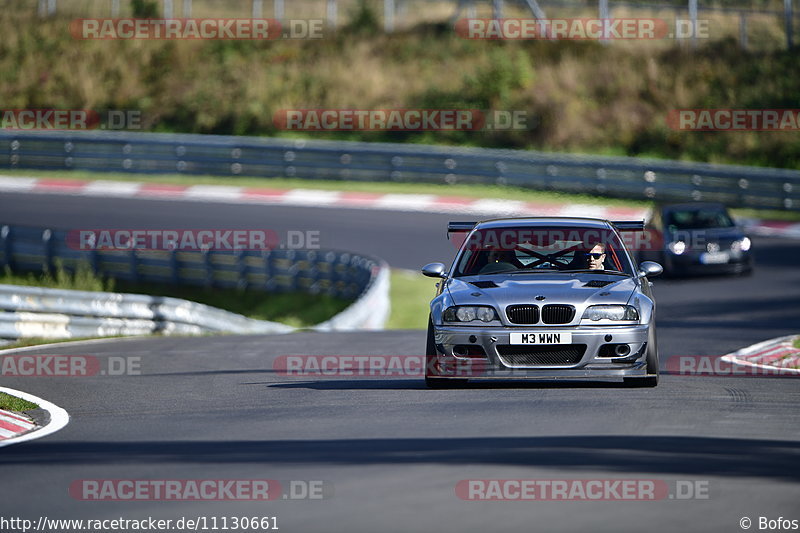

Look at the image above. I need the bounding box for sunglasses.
[584,252,606,259]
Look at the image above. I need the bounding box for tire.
[624,324,659,388]
[424,317,466,389]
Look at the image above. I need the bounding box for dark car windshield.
[453,226,635,277]
[665,207,735,230]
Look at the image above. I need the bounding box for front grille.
[542,304,576,324]
[506,305,539,324]
[497,344,587,366]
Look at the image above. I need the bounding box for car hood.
[446,272,638,308]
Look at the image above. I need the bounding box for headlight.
[668,240,686,255]
[731,237,751,252]
[444,306,498,323]
[582,305,639,321]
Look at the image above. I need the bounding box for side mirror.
[638,261,663,278]
[421,262,447,278]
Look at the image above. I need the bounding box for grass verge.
[387,269,437,330]
[793,337,800,350]
[0,392,38,412]
[0,335,130,351]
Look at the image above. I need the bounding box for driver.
[586,243,606,270]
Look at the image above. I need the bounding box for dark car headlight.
[668,240,687,255]
[443,306,498,323]
[731,237,751,252]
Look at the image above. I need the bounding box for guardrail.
[1,130,798,210]
[0,284,294,341]
[0,223,390,340]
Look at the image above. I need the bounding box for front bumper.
[666,251,753,275]
[430,324,651,379]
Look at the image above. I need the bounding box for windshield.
[665,207,735,230]
[453,226,634,277]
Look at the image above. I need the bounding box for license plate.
[509,332,572,344]
[700,251,730,264]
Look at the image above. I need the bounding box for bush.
[131,0,159,18]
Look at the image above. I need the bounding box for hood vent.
[583,280,613,288]
[470,281,499,289]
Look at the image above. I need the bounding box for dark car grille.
[497,344,587,366]
[506,305,539,324]
[541,304,576,324]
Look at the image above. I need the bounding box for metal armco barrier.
[0,284,293,340]
[1,130,798,210]
[0,224,390,340]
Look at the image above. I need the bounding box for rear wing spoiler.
[447,221,477,240]
[612,220,645,232]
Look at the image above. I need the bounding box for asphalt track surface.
[1,192,800,533]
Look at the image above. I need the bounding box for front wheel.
[624,325,659,388]
[424,317,466,389]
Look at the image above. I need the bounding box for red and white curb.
[0,386,70,448]
[740,219,800,239]
[0,408,35,440]
[2,175,797,237]
[721,335,800,375]
[0,175,645,219]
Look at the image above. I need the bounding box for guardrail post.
[111,0,120,16]
[183,0,192,17]
[170,248,180,285]
[129,249,139,283]
[492,0,503,19]
[42,229,54,274]
[384,0,394,32]
[327,0,337,29]
[275,0,284,20]
[785,0,794,49]
[90,246,99,275]
[252,0,263,18]
[235,249,247,290]
[260,250,269,291]
[0,226,12,271]
[736,12,748,49]
[163,0,173,18]
[203,249,214,287]
[599,0,610,44]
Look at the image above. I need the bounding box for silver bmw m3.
[421,217,663,388]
